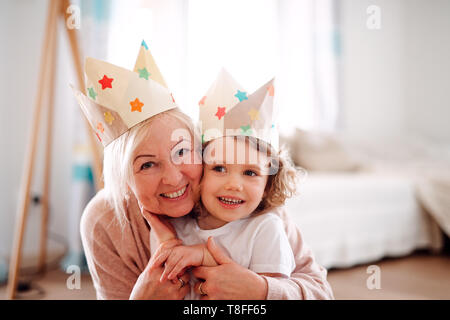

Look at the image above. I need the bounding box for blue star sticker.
[141,40,149,50]
[234,90,248,102]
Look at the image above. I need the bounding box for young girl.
[150,70,302,299]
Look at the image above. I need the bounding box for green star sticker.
[240,125,252,135]
[88,87,97,100]
[138,67,150,80]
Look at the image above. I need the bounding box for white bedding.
[285,171,443,269]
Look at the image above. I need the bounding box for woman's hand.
[191,237,268,300]
[142,209,178,244]
[130,238,190,300]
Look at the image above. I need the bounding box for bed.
[285,171,443,269]
[282,130,447,269]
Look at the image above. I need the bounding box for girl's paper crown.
[71,40,177,147]
[198,68,278,150]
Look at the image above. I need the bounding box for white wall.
[0,0,72,267]
[405,0,450,142]
[340,0,407,141]
[340,0,450,143]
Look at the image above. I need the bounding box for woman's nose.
[224,175,243,192]
[161,162,183,186]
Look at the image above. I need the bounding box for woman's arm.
[191,208,334,300]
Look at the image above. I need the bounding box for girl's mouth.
[217,196,245,208]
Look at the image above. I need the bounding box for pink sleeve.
[80,193,140,300]
[262,207,334,300]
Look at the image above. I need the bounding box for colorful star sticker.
[130,98,144,112]
[201,134,205,144]
[234,90,248,102]
[199,96,206,106]
[98,75,113,90]
[241,125,252,135]
[95,132,102,142]
[248,108,260,121]
[141,40,149,50]
[170,93,175,103]
[138,67,150,80]
[88,87,97,100]
[215,106,226,120]
[96,122,104,133]
[104,112,115,125]
[267,84,275,97]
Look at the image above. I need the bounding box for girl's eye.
[244,170,257,177]
[212,166,226,173]
[140,162,155,170]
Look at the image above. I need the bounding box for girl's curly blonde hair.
[196,136,306,218]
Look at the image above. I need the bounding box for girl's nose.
[224,175,243,192]
[161,162,183,186]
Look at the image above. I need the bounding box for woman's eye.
[244,170,257,177]
[212,166,226,173]
[140,162,155,170]
[177,148,190,157]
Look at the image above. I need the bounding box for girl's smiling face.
[199,136,270,229]
[130,115,202,218]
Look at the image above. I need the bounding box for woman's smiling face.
[130,114,202,217]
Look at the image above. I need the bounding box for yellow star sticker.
[248,108,260,121]
[104,112,115,125]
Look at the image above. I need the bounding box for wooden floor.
[1,252,449,300]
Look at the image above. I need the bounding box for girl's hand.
[191,237,268,300]
[159,244,206,282]
[130,238,190,300]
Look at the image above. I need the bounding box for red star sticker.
[95,132,102,142]
[98,75,113,90]
[170,93,175,103]
[199,96,206,106]
[130,98,144,112]
[215,106,226,120]
[267,84,275,97]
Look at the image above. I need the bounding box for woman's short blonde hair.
[102,108,199,226]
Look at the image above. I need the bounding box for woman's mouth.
[160,184,188,200]
[217,196,245,208]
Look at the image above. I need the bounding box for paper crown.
[72,40,177,147]
[198,69,278,150]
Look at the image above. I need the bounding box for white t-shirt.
[151,212,296,300]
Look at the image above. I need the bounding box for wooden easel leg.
[6,0,60,300]
[62,0,104,191]
[37,8,59,275]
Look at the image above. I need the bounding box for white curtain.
[103,0,340,134]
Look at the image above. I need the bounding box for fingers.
[160,253,183,282]
[194,280,208,297]
[191,266,209,280]
[206,236,232,264]
[148,238,182,270]
[167,259,189,281]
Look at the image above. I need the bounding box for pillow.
[290,129,360,172]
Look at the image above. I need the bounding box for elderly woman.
[75,42,333,300]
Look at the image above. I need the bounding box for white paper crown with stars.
[71,40,177,147]
[198,68,278,151]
